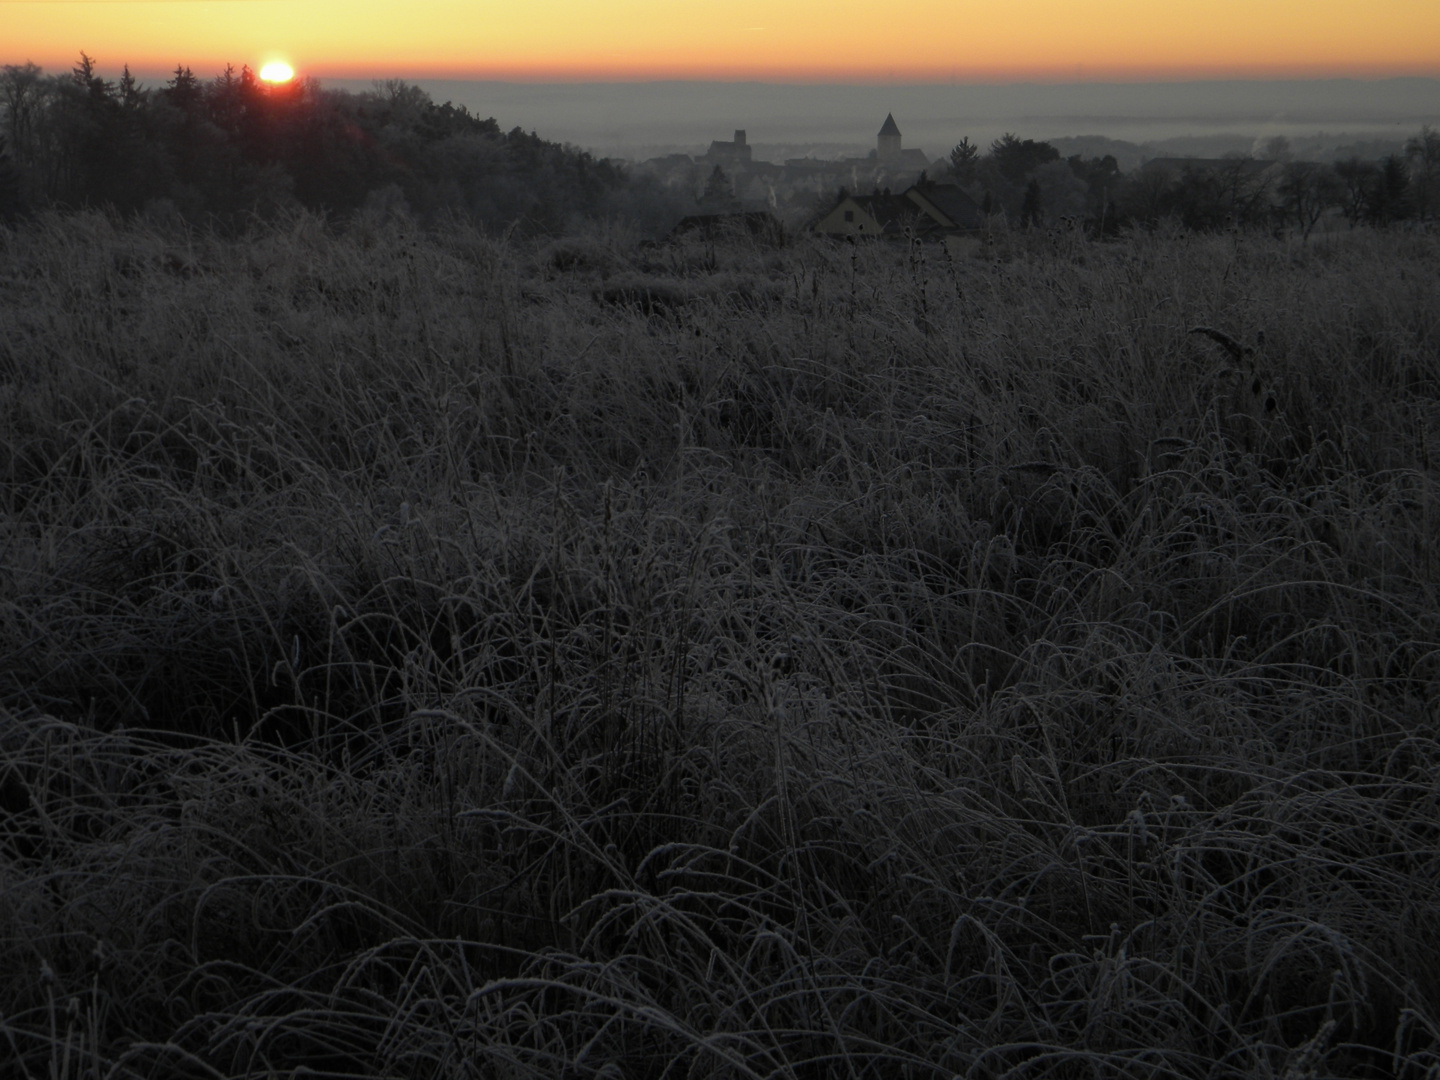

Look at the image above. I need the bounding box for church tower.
[878,113,902,160]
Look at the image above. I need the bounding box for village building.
[811,180,984,238]
[878,114,902,160]
[637,114,949,228]
[874,113,933,172]
[703,130,753,167]
[905,182,985,231]
[812,190,918,238]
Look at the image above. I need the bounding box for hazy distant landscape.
[322,76,1440,162]
[5,61,1438,237]
[3,53,1440,1080]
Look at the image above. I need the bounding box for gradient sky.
[6,0,1440,82]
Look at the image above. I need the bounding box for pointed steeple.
[878,113,902,160]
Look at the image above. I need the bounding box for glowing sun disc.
[259,62,294,84]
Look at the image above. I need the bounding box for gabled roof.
[813,183,983,237]
[907,184,984,230]
[851,191,929,233]
[878,113,902,138]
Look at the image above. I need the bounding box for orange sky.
[6,0,1440,82]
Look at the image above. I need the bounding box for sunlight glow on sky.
[258,61,294,84]
[6,0,1440,82]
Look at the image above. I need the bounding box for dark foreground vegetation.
[1,210,1439,1079]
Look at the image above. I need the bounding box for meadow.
[1,210,1438,1079]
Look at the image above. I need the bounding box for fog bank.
[326,77,1440,160]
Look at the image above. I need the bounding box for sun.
[259,61,295,84]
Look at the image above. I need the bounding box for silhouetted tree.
[48,52,114,204]
[163,65,202,115]
[0,63,44,156]
[1019,178,1043,227]
[948,137,979,183]
[990,133,1059,185]
[1333,157,1377,227]
[700,164,735,208]
[117,65,142,111]
[1120,163,1172,226]
[1368,155,1412,225]
[1124,156,1276,232]
[0,63,45,203]
[1405,125,1440,221]
[1097,198,1124,237]
[0,134,22,221]
[1066,154,1122,233]
[1258,135,1293,162]
[1277,161,1342,240]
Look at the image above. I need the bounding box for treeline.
[946,128,1440,236]
[0,55,685,232]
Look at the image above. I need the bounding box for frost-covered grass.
[1,211,1438,1078]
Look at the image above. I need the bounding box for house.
[812,190,922,237]
[811,182,984,238]
[905,182,985,231]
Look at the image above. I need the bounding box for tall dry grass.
[1,210,1438,1078]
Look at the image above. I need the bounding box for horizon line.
[10,57,1440,86]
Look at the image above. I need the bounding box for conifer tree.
[702,164,732,204]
